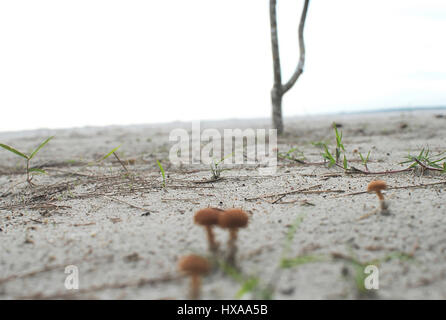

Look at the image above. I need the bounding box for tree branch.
[282,0,310,94]
[270,0,282,89]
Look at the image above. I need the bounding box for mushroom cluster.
[178,207,249,299]
[194,207,249,263]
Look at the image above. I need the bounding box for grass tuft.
[400,148,446,172]
[278,147,306,163]
[218,260,273,299]
[0,136,54,185]
[210,152,233,180]
[156,160,166,188]
[100,145,121,162]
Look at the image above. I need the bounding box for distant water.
[337,106,446,115]
[1,106,445,135]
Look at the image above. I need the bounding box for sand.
[0,110,445,299]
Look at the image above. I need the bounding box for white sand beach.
[1,110,446,299]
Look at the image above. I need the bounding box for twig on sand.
[0,202,71,211]
[271,194,287,204]
[335,180,446,198]
[280,156,414,176]
[411,158,444,172]
[167,185,215,189]
[273,199,316,206]
[0,255,114,286]
[302,189,345,194]
[245,184,344,202]
[331,252,358,264]
[71,222,96,227]
[16,274,181,299]
[113,152,129,173]
[358,208,379,220]
[43,168,94,177]
[244,184,322,201]
[161,197,199,203]
[103,195,152,214]
[343,166,413,175]
[192,177,223,184]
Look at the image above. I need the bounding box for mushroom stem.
[190,274,201,299]
[367,180,389,215]
[375,190,384,201]
[205,226,218,252]
[227,228,239,264]
[375,191,389,214]
[218,208,248,266]
[380,199,390,215]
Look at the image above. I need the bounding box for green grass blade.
[219,260,244,282]
[431,157,446,164]
[215,152,234,166]
[286,214,305,242]
[366,150,371,162]
[235,278,259,299]
[408,161,418,168]
[353,263,367,293]
[343,155,348,169]
[280,255,326,269]
[399,159,412,165]
[418,148,425,158]
[0,143,29,159]
[380,251,414,263]
[429,162,443,169]
[156,160,166,187]
[29,136,54,159]
[28,168,47,174]
[100,145,121,161]
[281,214,305,258]
[322,144,336,166]
[311,141,326,148]
[333,123,345,151]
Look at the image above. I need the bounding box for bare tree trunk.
[271,86,283,135]
[270,0,284,134]
[270,0,310,135]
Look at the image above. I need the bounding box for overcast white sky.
[1,0,445,132]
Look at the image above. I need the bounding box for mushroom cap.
[178,255,210,275]
[218,208,248,229]
[194,208,222,226]
[367,180,387,192]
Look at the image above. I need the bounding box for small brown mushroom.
[178,254,210,299]
[194,208,223,252]
[218,208,249,264]
[367,180,389,214]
